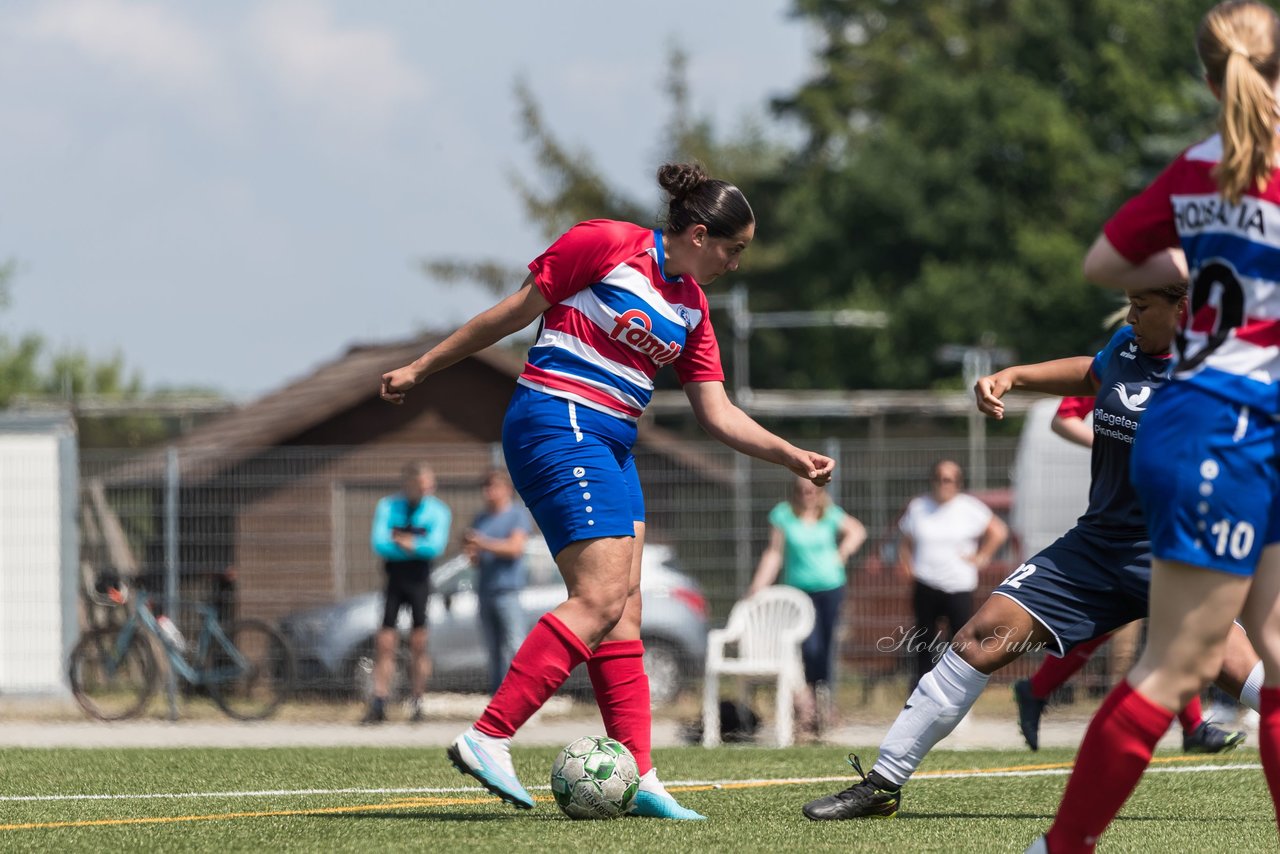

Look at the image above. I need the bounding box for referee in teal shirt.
[363,461,451,724]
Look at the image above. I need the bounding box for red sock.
[588,639,653,775]
[1260,686,1280,827]
[1045,681,1173,853]
[1177,694,1204,734]
[1029,633,1111,699]
[475,613,591,739]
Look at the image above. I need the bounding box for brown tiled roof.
[113,333,731,484]
[167,334,522,455]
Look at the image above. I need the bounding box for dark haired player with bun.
[381,163,834,818]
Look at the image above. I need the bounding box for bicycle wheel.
[204,619,293,721]
[68,627,159,721]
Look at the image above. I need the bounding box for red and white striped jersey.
[1104,134,1280,414]
[518,220,723,420]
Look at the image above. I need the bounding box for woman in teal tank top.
[748,477,867,736]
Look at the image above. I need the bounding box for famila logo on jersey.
[609,309,682,366]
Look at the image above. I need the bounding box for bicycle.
[69,572,294,721]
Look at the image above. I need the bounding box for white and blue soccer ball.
[549,735,640,819]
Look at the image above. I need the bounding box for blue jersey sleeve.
[1091,327,1136,381]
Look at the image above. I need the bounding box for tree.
[754,0,1216,388]
[427,4,1218,391]
[0,262,220,447]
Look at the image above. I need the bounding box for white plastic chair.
[702,585,816,747]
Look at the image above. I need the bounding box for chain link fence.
[53,432,1129,722]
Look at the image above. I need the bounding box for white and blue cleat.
[627,769,706,820]
[447,727,535,810]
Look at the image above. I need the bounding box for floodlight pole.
[715,285,889,594]
[936,342,1014,491]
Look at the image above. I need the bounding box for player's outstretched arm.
[974,357,1096,420]
[381,274,550,404]
[1083,234,1187,292]
[683,381,834,485]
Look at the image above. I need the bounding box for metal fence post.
[164,446,179,721]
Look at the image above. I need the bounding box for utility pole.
[936,340,1015,491]
[714,285,889,592]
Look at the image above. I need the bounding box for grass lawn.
[0,745,1270,852]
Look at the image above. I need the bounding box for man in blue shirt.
[464,470,533,695]
[364,461,451,724]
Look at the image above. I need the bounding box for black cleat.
[1013,678,1048,752]
[802,754,901,820]
[360,700,386,725]
[1183,721,1246,754]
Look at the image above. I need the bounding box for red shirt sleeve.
[1102,159,1182,264]
[1056,396,1094,420]
[673,291,726,385]
[527,220,634,304]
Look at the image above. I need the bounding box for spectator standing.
[363,461,451,724]
[748,476,866,737]
[465,470,534,695]
[897,459,1008,688]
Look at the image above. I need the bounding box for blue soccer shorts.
[501,385,644,557]
[992,527,1150,656]
[1132,383,1280,577]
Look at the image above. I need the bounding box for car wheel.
[348,643,412,702]
[643,639,684,706]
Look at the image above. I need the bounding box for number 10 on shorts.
[1209,519,1255,560]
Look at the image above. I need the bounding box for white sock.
[872,648,990,787]
[1240,662,1265,713]
[638,768,667,796]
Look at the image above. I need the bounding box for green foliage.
[0,262,219,447]
[429,3,1220,389]
[754,0,1217,388]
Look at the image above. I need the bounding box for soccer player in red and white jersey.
[1031,3,1280,850]
[381,163,834,819]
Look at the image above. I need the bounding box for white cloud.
[20,0,221,97]
[248,0,428,129]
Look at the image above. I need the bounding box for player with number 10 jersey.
[1104,132,1280,576]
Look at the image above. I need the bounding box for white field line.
[0,761,1261,804]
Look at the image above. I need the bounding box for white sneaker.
[1024,835,1048,853]
[627,768,705,820]
[446,727,534,810]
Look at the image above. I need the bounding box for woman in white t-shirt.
[897,459,1009,689]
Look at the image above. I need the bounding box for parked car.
[279,540,708,705]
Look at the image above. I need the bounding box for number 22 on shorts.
[1001,563,1037,589]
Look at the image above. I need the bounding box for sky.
[0,0,816,400]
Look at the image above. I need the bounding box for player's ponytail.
[657,162,754,238]
[1198,1,1280,204]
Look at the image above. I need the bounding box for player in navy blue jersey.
[803,283,1263,823]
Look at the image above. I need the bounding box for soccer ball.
[549,735,640,819]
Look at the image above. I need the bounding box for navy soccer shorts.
[992,527,1150,656]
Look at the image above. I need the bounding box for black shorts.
[382,563,431,629]
[992,526,1150,656]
